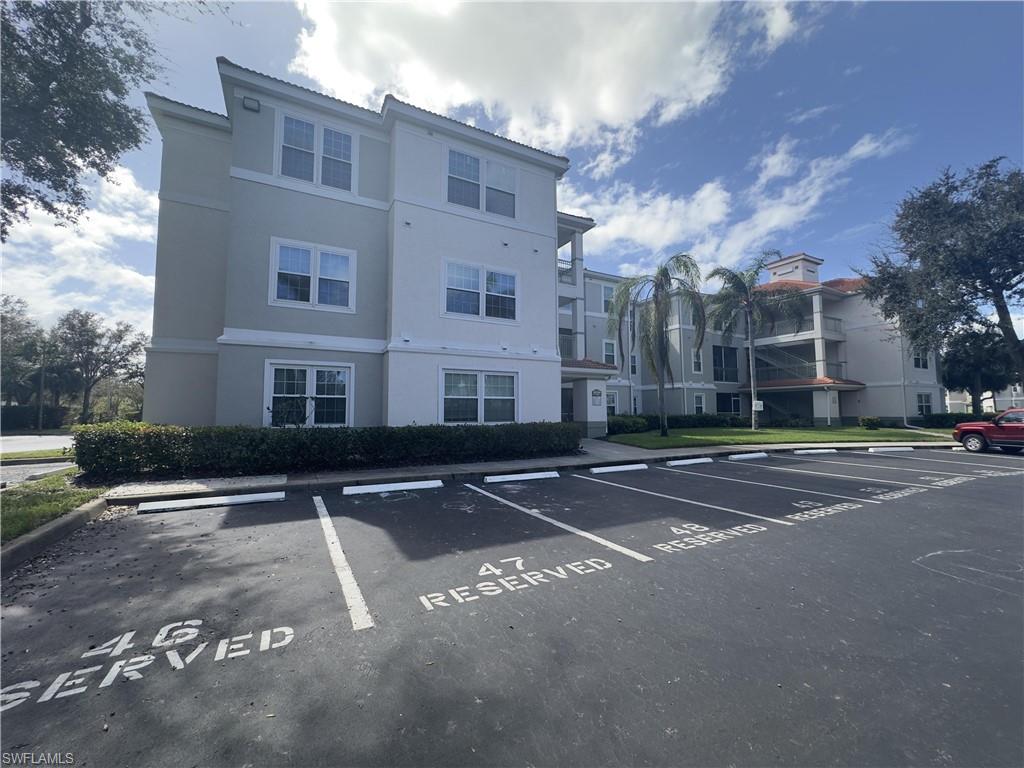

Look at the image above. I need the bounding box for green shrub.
[606,415,650,435]
[859,416,882,430]
[73,421,583,478]
[922,412,994,428]
[1,405,69,431]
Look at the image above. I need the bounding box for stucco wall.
[143,350,218,426]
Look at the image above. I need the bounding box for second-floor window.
[713,345,738,382]
[603,339,617,366]
[692,348,703,374]
[913,350,929,369]
[445,263,517,321]
[602,285,614,313]
[272,240,355,312]
[447,150,517,218]
[630,355,638,375]
[280,115,354,192]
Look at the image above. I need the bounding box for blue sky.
[4,1,1021,332]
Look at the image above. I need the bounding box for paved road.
[0,462,76,488]
[1,449,1021,767]
[0,434,73,453]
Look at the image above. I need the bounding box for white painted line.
[464,484,654,562]
[573,474,794,527]
[312,496,374,631]
[785,455,974,477]
[137,491,285,513]
[589,463,649,474]
[741,462,936,489]
[728,452,768,461]
[342,479,443,496]
[868,446,914,453]
[656,466,881,504]
[666,457,714,466]
[851,450,1024,472]
[793,449,837,455]
[484,471,560,484]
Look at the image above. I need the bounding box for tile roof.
[561,358,618,371]
[754,279,820,291]
[754,277,867,294]
[144,92,227,120]
[822,277,868,293]
[740,376,866,390]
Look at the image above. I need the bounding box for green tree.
[0,294,41,405]
[53,309,147,423]
[941,328,1016,416]
[705,254,805,431]
[860,158,1024,385]
[608,253,706,437]
[0,1,220,240]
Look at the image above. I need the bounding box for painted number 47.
[478,556,525,577]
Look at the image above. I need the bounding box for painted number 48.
[478,556,525,577]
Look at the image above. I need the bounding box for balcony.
[713,367,739,383]
[558,330,574,359]
[754,361,847,382]
[558,258,575,285]
[754,315,845,341]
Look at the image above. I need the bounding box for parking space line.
[572,474,795,526]
[464,483,655,563]
[784,455,975,477]
[312,496,375,631]
[741,462,936,488]
[861,451,1024,471]
[656,466,882,503]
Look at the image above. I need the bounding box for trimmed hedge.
[859,416,882,430]
[608,413,752,433]
[606,415,650,435]
[922,412,995,428]
[73,421,582,478]
[1,405,69,431]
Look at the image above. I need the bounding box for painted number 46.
[478,556,525,577]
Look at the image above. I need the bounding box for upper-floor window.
[692,348,703,374]
[913,350,929,369]
[271,239,355,313]
[280,114,354,193]
[713,345,738,382]
[602,285,614,314]
[630,354,638,375]
[603,339,617,366]
[447,149,516,218]
[445,263,517,321]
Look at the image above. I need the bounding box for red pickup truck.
[952,407,1024,453]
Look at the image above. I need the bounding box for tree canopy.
[860,158,1024,384]
[941,327,1016,416]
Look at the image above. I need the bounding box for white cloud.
[843,64,863,76]
[561,128,911,275]
[289,1,808,177]
[3,167,158,332]
[787,104,835,124]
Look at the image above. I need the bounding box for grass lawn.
[1,469,106,544]
[608,426,951,450]
[2,448,74,461]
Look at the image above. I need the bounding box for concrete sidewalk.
[105,437,958,504]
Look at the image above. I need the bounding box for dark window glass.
[485,187,515,217]
[276,273,311,303]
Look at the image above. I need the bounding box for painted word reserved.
[652,522,768,553]
[1,620,294,712]
[419,558,613,611]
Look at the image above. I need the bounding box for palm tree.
[608,253,706,437]
[705,252,805,430]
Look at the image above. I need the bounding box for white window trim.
[440,260,520,325]
[630,354,638,376]
[268,237,357,314]
[692,348,703,374]
[913,350,929,369]
[274,109,360,197]
[916,392,933,415]
[602,285,615,314]
[693,392,705,414]
[262,359,355,428]
[438,368,520,425]
[603,338,617,366]
[442,144,519,221]
[606,390,618,415]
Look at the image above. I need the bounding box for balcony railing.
[754,361,847,382]
[823,316,843,333]
[755,317,814,338]
[825,361,846,379]
[713,367,739,382]
[557,258,575,285]
[558,331,574,359]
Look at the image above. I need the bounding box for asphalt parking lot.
[2,449,1022,767]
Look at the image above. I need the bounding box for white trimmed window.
[266,363,351,427]
[280,115,354,192]
[913,349,929,369]
[692,348,703,374]
[630,354,638,375]
[694,393,705,414]
[916,392,933,416]
[447,149,517,218]
[445,263,517,321]
[443,371,517,424]
[606,390,617,417]
[603,339,617,366]
[271,239,355,312]
[602,285,614,313]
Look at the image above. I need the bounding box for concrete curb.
[1,497,107,573]
[2,456,75,466]
[103,441,959,505]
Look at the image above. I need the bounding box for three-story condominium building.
[144,58,615,434]
[144,60,944,434]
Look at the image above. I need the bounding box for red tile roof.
[740,376,866,390]
[561,358,617,370]
[822,277,868,293]
[754,276,868,294]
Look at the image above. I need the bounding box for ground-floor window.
[716,392,740,414]
[606,390,617,417]
[266,362,351,427]
[443,370,517,424]
[694,393,705,414]
[916,392,933,416]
